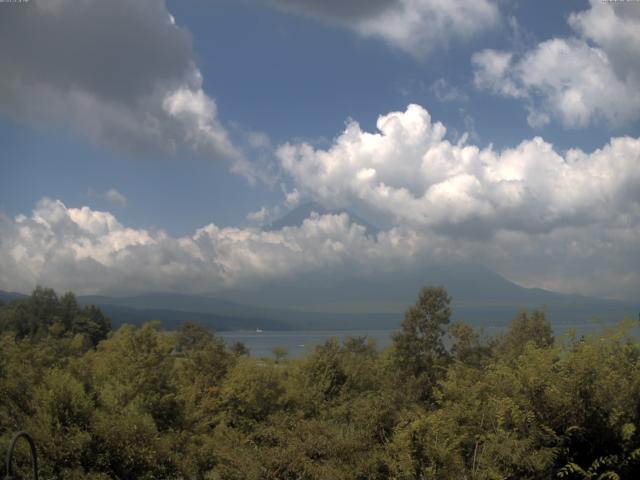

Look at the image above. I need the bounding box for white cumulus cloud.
[1,191,638,300]
[278,104,640,236]
[4,105,635,299]
[0,198,432,296]
[471,1,640,128]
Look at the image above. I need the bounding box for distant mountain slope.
[0,290,26,304]
[93,304,290,331]
[78,293,401,331]
[265,202,380,236]
[77,263,638,328]
[218,263,638,326]
[0,290,289,331]
[79,292,255,318]
[1,260,637,331]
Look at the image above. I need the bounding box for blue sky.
[1,0,639,299]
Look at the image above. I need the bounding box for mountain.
[78,292,255,318]
[89,304,290,332]
[0,289,288,331]
[77,293,399,331]
[0,288,399,331]
[1,264,637,330]
[218,262,638,327]
[265,202,380,237]
[0,290,26,304]
[71,263,640,329]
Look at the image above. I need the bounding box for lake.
[219,329,395,359]
[219,321,639,358]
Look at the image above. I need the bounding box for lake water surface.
[219,330,395,359]
[219,322,639,358]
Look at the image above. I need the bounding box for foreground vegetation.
[1,287,639,479]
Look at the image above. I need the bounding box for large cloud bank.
[472,0,640,128]
[2,104,639,299]
[278,104,640,236]
[276,103,640,299]
[0,198,431,296]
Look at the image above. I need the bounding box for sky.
[0,0,639,301]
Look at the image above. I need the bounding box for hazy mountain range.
[1,265,636,332]
[1,203,637,332]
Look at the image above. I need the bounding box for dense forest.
[1,287,639,479]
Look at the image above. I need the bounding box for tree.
[229,340,250,357]
[175,321,213,353]
[272,346,288,363]
[342,336,377,357]
[448,321,490,367]
[392,286,452,402]
[0,288,110,346]
[73,304,111,346]
[27,369,94,479]
[300,338,347,405]
[218,359,285,428]
[1,286,60,339]
[496,309,554,357]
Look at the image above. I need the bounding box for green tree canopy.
[0,287,110,346]
[392,285,452,402]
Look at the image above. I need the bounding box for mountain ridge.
[1,261,636,331]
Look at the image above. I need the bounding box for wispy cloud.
[430,78,468,103]
[269,0,500,57]
[88,188,128,208]
[104,189,128,208]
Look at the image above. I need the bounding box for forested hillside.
[1,288,639,479]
